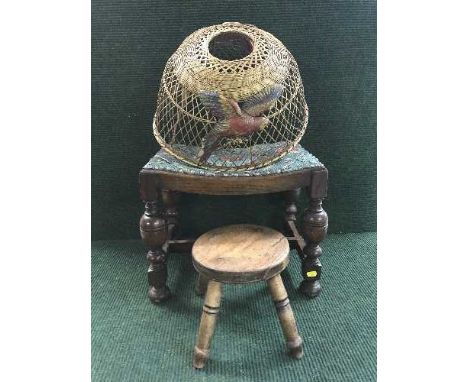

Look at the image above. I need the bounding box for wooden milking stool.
[191,224,303,369]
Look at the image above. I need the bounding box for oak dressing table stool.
[139,145,328,303]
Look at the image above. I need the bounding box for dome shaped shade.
[153,22,308,170]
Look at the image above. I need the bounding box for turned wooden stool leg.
[267,274,303,359]
[193,280,223,369]
[162,190,179,232]
[284,188,301,224]
[195,274,209,296]
[300,198,328,298]
[140,199,171,303]
[283,188,307,252]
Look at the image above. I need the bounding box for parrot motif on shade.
[197,84,284,163]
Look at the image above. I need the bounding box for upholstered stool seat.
[143,144,323,177]
[191,224,303,369]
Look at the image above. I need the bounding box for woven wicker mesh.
[153,22,308,170]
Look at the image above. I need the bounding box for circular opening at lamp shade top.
[208,31,254,61]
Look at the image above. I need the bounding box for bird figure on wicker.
[197,84,284,163]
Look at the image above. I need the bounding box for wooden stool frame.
[139,165,328,303]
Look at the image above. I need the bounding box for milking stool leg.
[193,280,223,369]
[267,274,304,359]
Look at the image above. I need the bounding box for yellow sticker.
[306,270,318,278]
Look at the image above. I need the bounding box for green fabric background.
[92,233,376,381]
[91,0,376,240]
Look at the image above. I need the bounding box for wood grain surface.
[192,224,289,283]
[139,168,316,197]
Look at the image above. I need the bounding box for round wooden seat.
[192,224,290,284]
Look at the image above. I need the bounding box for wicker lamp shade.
[153,22,308,170]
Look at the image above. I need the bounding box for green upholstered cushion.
[143,145,323,177]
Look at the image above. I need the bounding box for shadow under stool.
[191,224,303,369]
